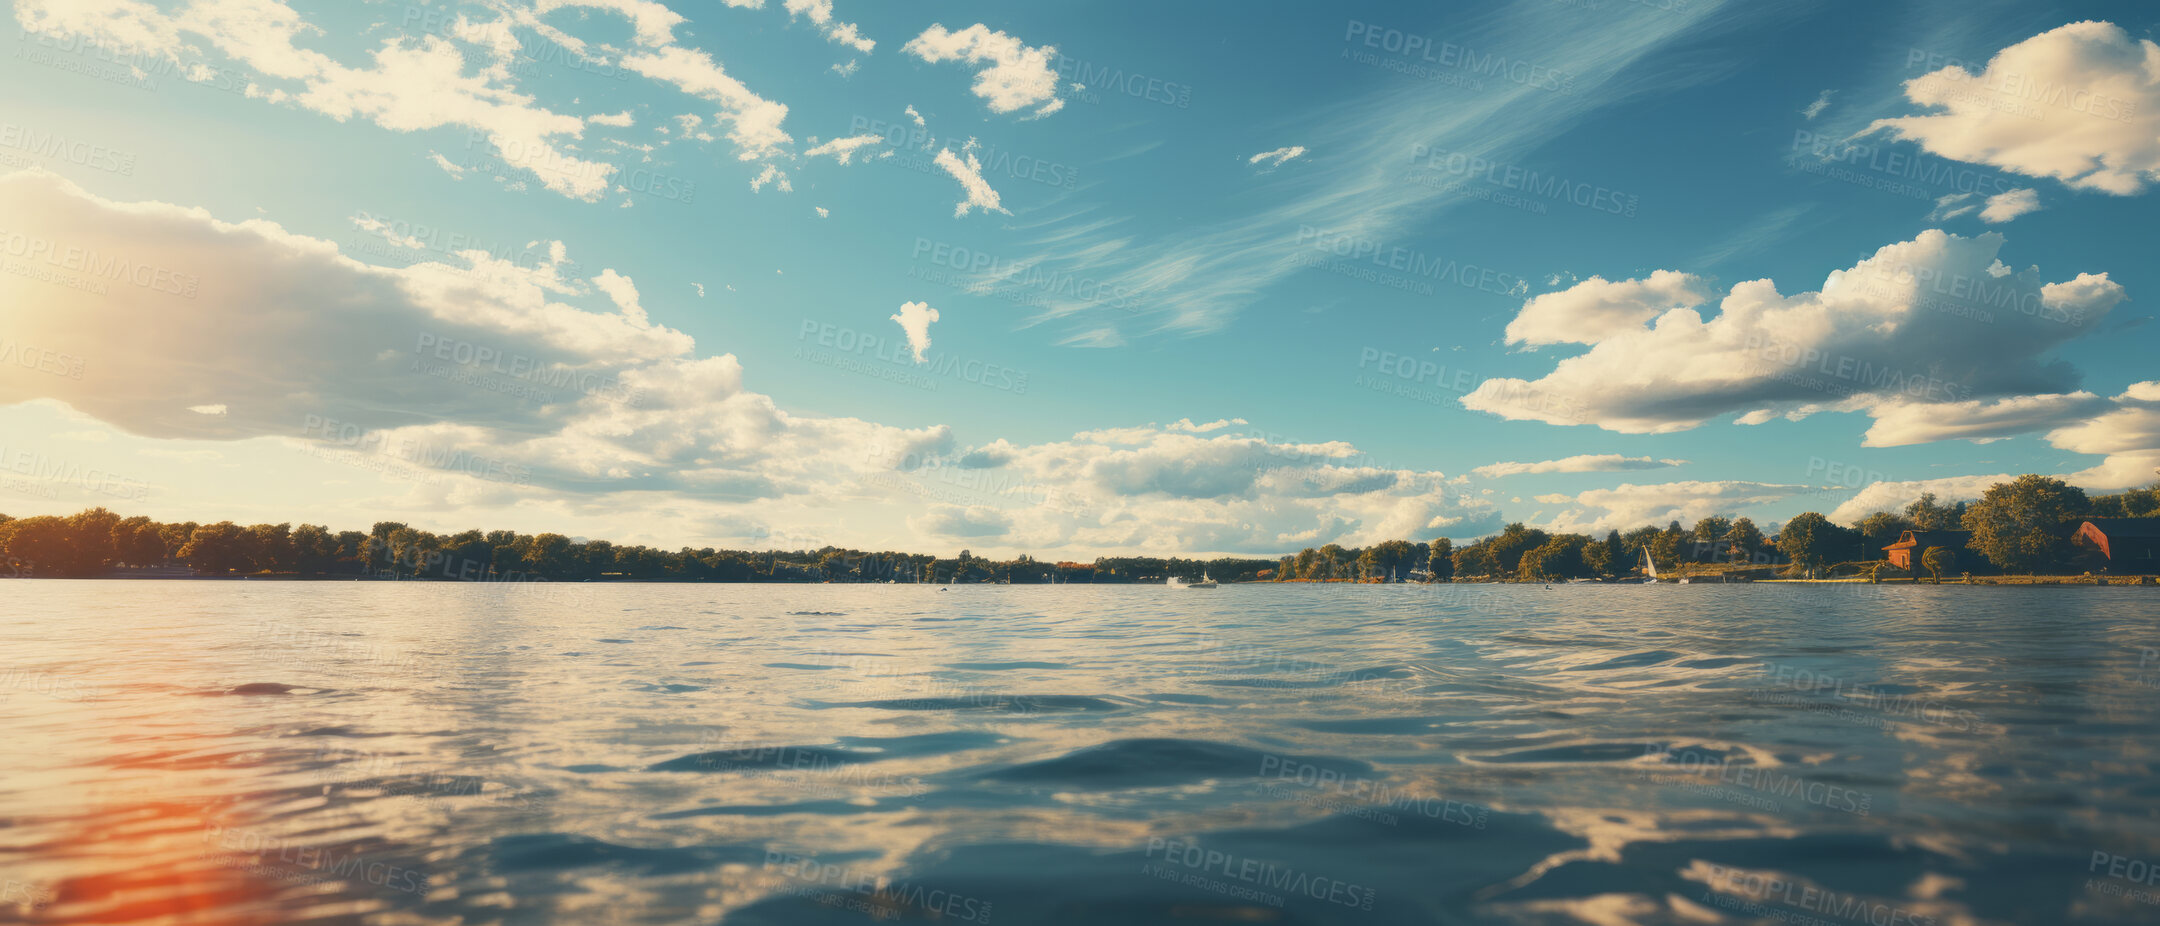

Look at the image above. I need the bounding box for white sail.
[1640,546,1658,579]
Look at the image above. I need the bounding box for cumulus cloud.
[1503,270,1710,347]
[1464,231,2126,435]
[1825,474,2016,525]
[889,301,939,363]
[902,23,1064,117]
[933,146,1006,216]
[926,424,1501,553]
[2048,381,2160,488]
[0,169,956,511]
[1860,392,2108,447]
[1538,480,1813,535]
[909,504,1012,539]
[1472,454,1688,478]
[905,104,925,126]
[1248,146,1307,168]
[13,0,618,200]
[588,109,636,128]
[1868,21,2160,194]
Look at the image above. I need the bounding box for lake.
[5,581,2159,924]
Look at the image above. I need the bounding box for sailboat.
[1638,547,1659,584]
[1175,572,1218,589]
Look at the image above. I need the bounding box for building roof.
[2080,518,2160,539]
[1883,529,1972,551]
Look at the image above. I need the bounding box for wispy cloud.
[990,1,1736,339]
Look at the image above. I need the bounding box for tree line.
[1271,475,2159,582]
[0,475,2149,582]
[0,510,1276,583]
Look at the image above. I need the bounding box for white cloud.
[905,104,925,127]
[830,59,858,78]
[889,301,940,362]
[908,504,1012,539]
[1801,89,1833,120]
[986,2,1725,335]
[782,0,874,53]
[749,164,792,192]
[534,0,684,47]
[1979,187,2042,223]
[427,152,467,179]
[2047,381,2160,488]
[588,109,636,127]
[1868,21,2160,194]
[1464,231,2126,435]
[1472,454,1688,478]
[1537,480,1812,535]
[933,147,1006,217]
[804,134,884,164]
[13,0,619,200]
[1504,270,1710,347]
[1165,418,1249,434]
[1860,392,2108,447]
[1826,474,2015,524]
[902,23,1064,117]
[620,45,792,160]
[814,206,829,218]
[1248,146,1307,168]
[0,168,964,514]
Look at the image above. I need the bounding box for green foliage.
[1518,535,1592,580]
[1920,546,1953,583]
[1425,537,1454,582]
[1853,511,1915,552]
[1962,474,2089,573]
[1905,493,1967,531]
[1776,512,1847,577]
[1722,518,1765,561]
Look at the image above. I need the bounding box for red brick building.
[2071,518,2160,570]
[1882,530,1971,569]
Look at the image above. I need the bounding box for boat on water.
[1638,547,1659,584]
[1171,573,1218,589]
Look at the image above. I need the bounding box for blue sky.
[0,0,2155,556]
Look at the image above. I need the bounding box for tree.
[1426,538,1454,582]
[112,515,167,566]
[1920,546,1952,583]
[247,523,295,573]
[1688,516,1731,563]
[1518,536,1589,580]
[68,508,121,570]
[1853,511,1914,556]
[1723,518,1765,562]
[3,516,87,576]
[1365,539,1418,581]
[1905,493,1967,531]
[1316,543,1347,580]
[1486,523,1550,575]
[178,522,253,574]
[1651,521,1685,571]
[1582,537,1612,575]
[1776,512,1842,577]
[1962,474,2089,573]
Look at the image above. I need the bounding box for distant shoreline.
[11,572,2155,587]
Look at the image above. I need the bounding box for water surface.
[5,582,2158,924]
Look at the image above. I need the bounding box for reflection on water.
[4,582,2159,924]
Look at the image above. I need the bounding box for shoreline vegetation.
[0,475,2153,586]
